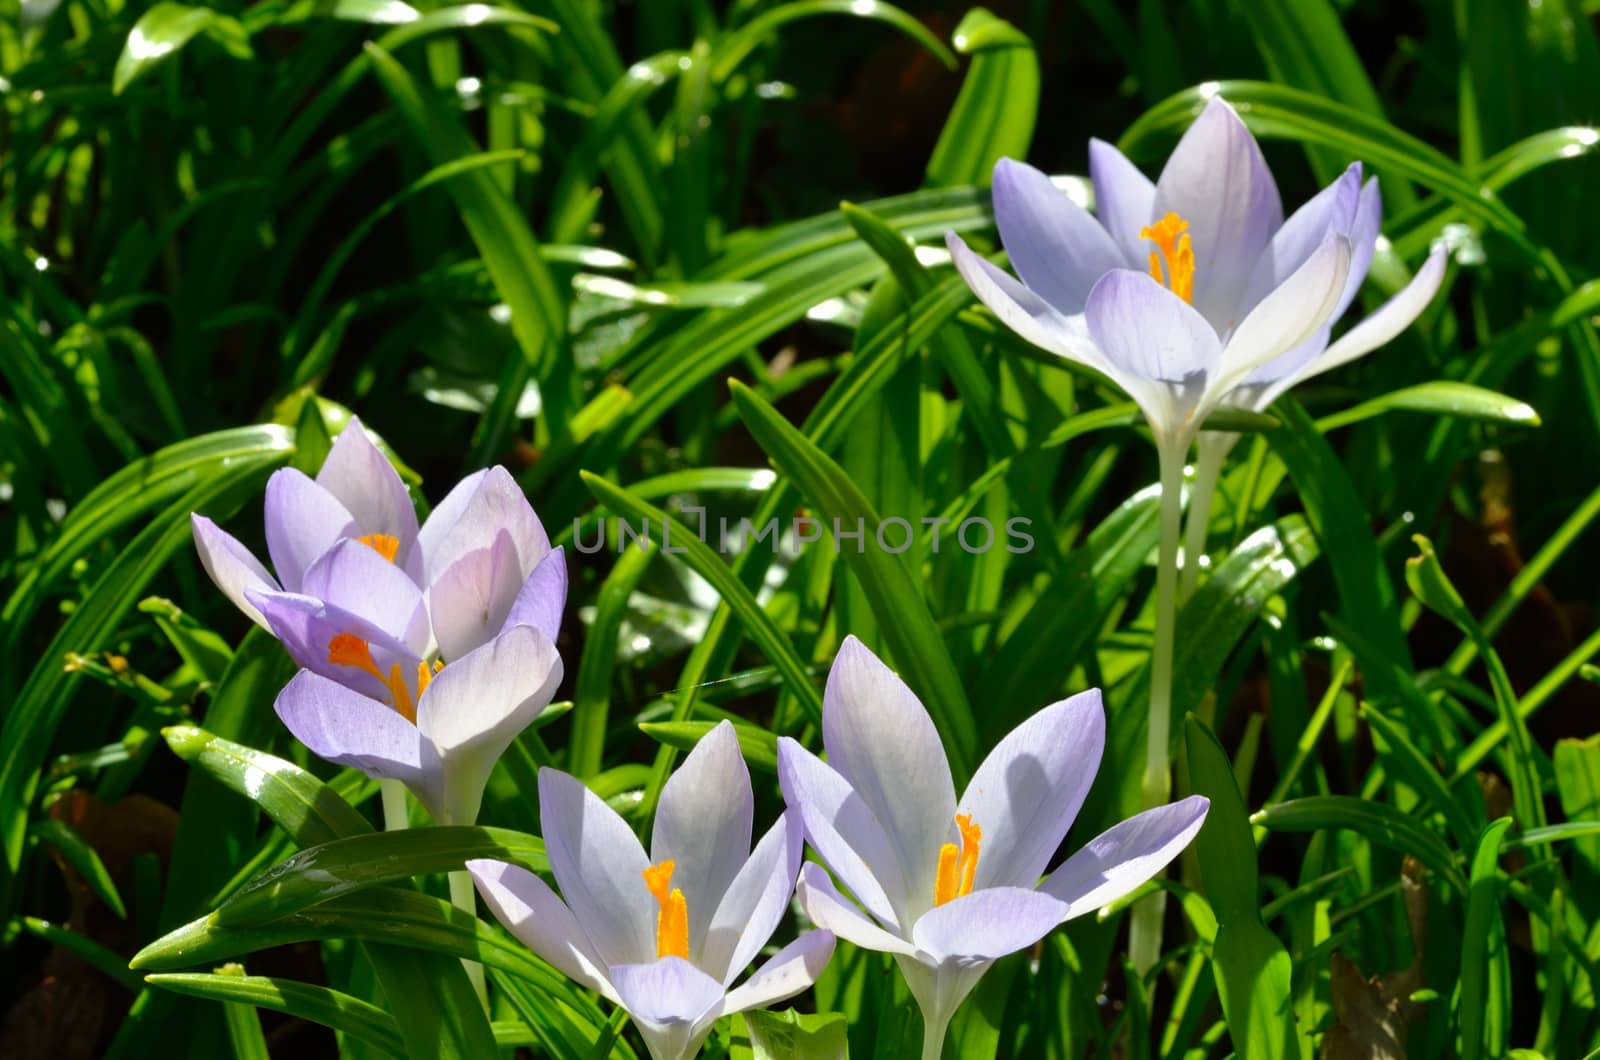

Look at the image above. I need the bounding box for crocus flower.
[192,418,568,697]
[945,97,1446,452]
[272,618,562,827]
[468,722,835,1060]
[776,638,1208,1058]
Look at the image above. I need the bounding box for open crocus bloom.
[273,620,562,827]
[946,97,1445,450]
[468,722,835,1060]
[192,418,567,695]
[776,638,1208,1053]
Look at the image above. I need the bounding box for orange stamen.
[327,633,418,723]
[933,814,983,906]
[357,533,400,562]
[1139,212,1195,304]
[641,860,689,960]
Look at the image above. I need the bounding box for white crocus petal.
[1040,796,1210,920]
[652,721,754,961]
[415,625,562,825]
[776,738,907,930]
[537,768,657,967]
[191,514,279,630]
[1087,137,1156,264]
[428,529,525,662]
[992,157,1128,314]
[314,416,421,577]
[944,232,1109,372]
[300,538,431,656]
[262,468,359,594]
[720,930,836,1018]
[698,812,801,986]
[821,636,956,922]
[1209,234,1351,409]
[501,546,568,643]
[608,958,726,1060]
[419,465,550,585]
[464,859,621,1006]
[793,863,917,956]
[1237,162,1362,317]
[908,887,1070,963]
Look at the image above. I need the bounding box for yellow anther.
[1140,212,1195,303]
[642,860,689,960]
[327,633,418,723]
[933,814,983,906]
[357,533,400,562]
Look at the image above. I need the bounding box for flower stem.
[449,868,489,1012]
[920,1009,952,1060]
[380,779,409,832]
[1178,436,1230,604]
[1129,435,1187,975]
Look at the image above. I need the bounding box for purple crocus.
[945,96,1446,449]
[776,638,1208,1059]
[468,722,835,1060]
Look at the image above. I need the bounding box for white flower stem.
[449,868,490,1012]
[1178,437,1229,603]
[380,779,409,831]
[920,1010,952,1060]
[1130,435,1187,975]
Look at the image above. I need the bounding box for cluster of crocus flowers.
[190,418,567,827]
[778,637,1208,1060]
[469,722,835,1060]
[946,96,1445,968]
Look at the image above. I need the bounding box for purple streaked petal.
[1238,163,1362,319]
[246,588,421,702]
[956,689,1104,891]
[501,546,568,644]
[417,466,549,585]
[1211,233,1351,404]
[1085,269,1221,386]
[416,625,563,826]
[273,670,442,816]
[1088,137,1156,264]
[429,529,524,663]
[301,538,430,656]
[314,417,420,576]
[1039,795,1210,919]
[537,767,656,967]
[945,233,1106,371]
[776,738,906,931]
[700,811,803,986]
[191,514,279,630]
[607,957,726,1028]
[721,930,836,1018]
[262,468,358,594]
[652,721,753,963]
[992,157,1126,315]
[909,887,1070,963]
[465,858,620,1005]
[793,863,916,957]
[1153,98,1283,330]
[821,636,955,919]
[1291,243,1447,388]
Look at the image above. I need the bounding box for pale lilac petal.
[537,768,656,967]
[821,636,956,920]
[1211,234,1351,403]
[1290,243,1447,387]
[1239,163,1362,317]
[418,466,549,585]
[700,812,803,986]
[314,417,420,574]
[273,670,442,817]
[909,887,1070,963]
[1088,138,1156,263]
[191,515,279,630]
[793,863,915,956]
[1153,98,1283,329]
[652,721,753,963]
[416,625,563,826]
[246,588,421,702]
[992,158,1126,314]
[1040,795,1210,919]
[301,538,430,656]
[609,957,727,1025]
[1085,269,1221,386]
[429,530,524,663]
[720,931,836,1017]
[956,689,1104,891]
[262,468,358,593]
[945,233,1106,371]
[895,955,991,1041]
[501,546,568,643]
[416,469,487,572]
[776,738,906,930]
[465,858,620,1005]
